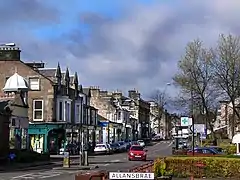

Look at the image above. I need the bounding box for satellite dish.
[5,43,15,46]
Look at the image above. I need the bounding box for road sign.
[180,117,189,126]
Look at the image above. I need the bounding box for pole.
[81,129,84,165]
[79,125,82,166]
[191,89,195,156]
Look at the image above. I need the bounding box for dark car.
[110,143,121,153]
[207,146,224,153]
[187,147,223,156]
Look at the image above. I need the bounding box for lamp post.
[191,88,195,156]
[79,96,84,166]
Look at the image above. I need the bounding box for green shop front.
[28,123,70,154]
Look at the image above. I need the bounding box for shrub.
[219,144,236,154]
[154,156,240,178]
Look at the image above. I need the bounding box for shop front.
[28,123,66,154]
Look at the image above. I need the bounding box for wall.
[0,60,54,122]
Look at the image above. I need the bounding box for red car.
[128,145,147,161]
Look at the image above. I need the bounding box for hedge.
[154,156,240,178]
[9,149,50,163]
[219,144,236,155]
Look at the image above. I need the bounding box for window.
[29,78,40,90]
[65,101,71,122]
[83,107,87,124]
[75,104,80,123]
[91,109,95,125]
[57,98,71,122]
[117,111,121,120]
[33,100,43,121]
[59,101,63,120]
[106,113,111,121]
[88,108,91,125]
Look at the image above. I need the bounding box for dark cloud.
[1,0,240,97]
[0,0,59,25]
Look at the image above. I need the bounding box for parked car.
[152,135,163,141]
[138,140,145,147]
[128,145,147,161]
[94,144,111,155]
[59,144,78,155]
[118,141,127,152]
[207,146,224,153]
[131,141,140,146]
[187,147,223,156]
[110,143,121,153]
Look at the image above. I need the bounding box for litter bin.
[63,151,70,168]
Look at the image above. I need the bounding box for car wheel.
[128,158,131,161]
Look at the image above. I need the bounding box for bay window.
[75,103,82,124]
[57,98,71,122]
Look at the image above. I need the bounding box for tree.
[173,39,219,141]
[150,89,167,134]
[211,34,240,137]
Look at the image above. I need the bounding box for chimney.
[0,43,21,61]
[100,90,108,97]
[128,89,140,100]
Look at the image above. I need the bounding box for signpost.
[180,117,189,126]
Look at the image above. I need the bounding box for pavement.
[0,140,173,180]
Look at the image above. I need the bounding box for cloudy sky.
[1,0,240,98]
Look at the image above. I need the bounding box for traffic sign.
[180,117,189,126]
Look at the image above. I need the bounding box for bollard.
[84,150,89,166]
[63,151,70,168]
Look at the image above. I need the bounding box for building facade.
[0,44,98,153]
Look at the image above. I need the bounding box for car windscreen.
[119,142,124,145]
[131,146,144,151]
[112,143,120,147]
[95,145,105,148]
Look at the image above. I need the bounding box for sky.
[1,0,240,100]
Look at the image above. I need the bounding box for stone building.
[123,90,150,139]
[149,101,172,139]
[89,87,150,141]
[0,44,98,153]
[89,87,132,143]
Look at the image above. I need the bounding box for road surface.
[0,140,173,180]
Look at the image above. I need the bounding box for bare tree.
[211,34,240,137]
[173,39,219,142]
[150,89,168,134]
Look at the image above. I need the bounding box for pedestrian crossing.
[10,169,82,179]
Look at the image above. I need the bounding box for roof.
[38,68,56,78]
[3,72,29,92]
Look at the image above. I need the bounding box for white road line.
[110,159,120,162]
[39,174,61,179]
[12,173,34,179]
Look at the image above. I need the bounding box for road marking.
[39,174,61,179]
[110,159,120,162]
[12,173,34,179]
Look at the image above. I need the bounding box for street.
[0,141,173,180]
